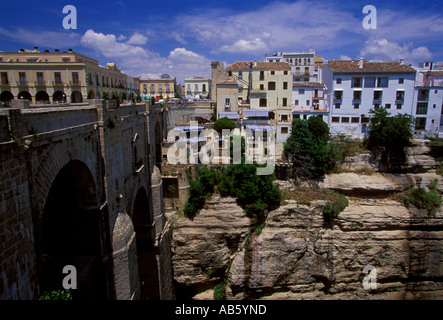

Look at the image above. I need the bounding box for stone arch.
[39,160,107,299]
[53,91,66,103]
[71,90,83,103]
[0,90,14,102]
[35,91,49,103]
[132,186,159,299]
[18,91,32,100]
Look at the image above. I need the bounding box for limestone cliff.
[169,140,443,300]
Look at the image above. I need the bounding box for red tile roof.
[327,60,416,73]
[226,61,291,71]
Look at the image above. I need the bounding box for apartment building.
[413,62,443,137]
[322,58,417,138]
[292,82,328,122]
[0,48,139,104]
[264,49,318,82]
[139,73,177,101]
[225,60,292,142]
[184,77,211,100]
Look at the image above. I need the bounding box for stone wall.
[0,99,169,300]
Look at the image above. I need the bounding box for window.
[352,77,362,88]
[283,82,288,90]
[284,71,288,75]
[36,72,44,85]
[143,84,147,92]
[334,90,342,100]
[416,102,428,115]
[341,117,350,123]
[374,104,380,110]
[281,114,288,122]
[298,88,305,94]
[0,72,9,85]
[260,84,264,90]
[351,117,360,123]
[336,78,342,84]
[283,98,288,107]
[353,91,361,101]
[306,100,310,106]
[270,71,275,75]
[385,103,391,109]
[415,117,426,130]
[27,57,38,63]
[373,90,383,101]
[335,103,341,109]
[294,100,299,106]
[418,89,429,101]
[281,127,288,134]
[364,77,375,88]
[268,82,276,90]
[397,104,402,110]
[194,84,198,92]
[398,78,404,84]
[238,71,243,78]
[259,71,264,80]
[396,90,405,101]
[54,72,61,85]
[377,77,388,88]
[202,84,206,92]
[354,103,360,109]
[225,98,230,107]
[72,72,79,84]
[166,84,170,92]
[19,72,26,85]
[62,57,71,62]
[151,84,155,92]
[158,84,162,92]
[259,98,267,107]
[332,117,340,123]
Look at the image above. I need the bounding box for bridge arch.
[38,160,106,299]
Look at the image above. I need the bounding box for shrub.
[38,290,72,300]
[399,186,442,215]
[213,117,236,133]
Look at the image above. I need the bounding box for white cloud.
[126,32,148,45]
[80,30,210,84]
[340,55,352,61]
[360,37,433,63]
[0,27,81,48]
[220,38,269,54]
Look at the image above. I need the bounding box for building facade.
[264,49,318,82]
[139,73,177,101]
[184,77,211,100]
[322,59,417,138]
[0,48,139,105]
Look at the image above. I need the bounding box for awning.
[188,114,212,117]
[219,112,240,120]
[242,110,269,117]
[245,125,275,131]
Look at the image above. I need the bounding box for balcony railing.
[70,81,81,86]
[53,81,63,86]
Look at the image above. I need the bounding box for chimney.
[400,58,405,65]
[68,48,73,53]
[55,49,59,53]
[358,57,364,69]
[254,59,257,67]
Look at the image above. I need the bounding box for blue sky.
[1,0,443,84]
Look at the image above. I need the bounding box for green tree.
[213,117,236,133]
[101,91,109,100]
[365,107,413,171]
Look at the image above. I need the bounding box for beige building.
[139,73,177,101]
[0,48,139,104]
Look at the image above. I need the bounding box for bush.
[213,117,236,133]
[399,186,442,215]
[38,290,72,300]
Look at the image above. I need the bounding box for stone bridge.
[0,99,173,300]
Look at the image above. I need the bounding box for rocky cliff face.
[169,139,443,300]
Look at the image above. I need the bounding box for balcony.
[70,81,81,86]
[53,81,64,86]
[17,81,28,86]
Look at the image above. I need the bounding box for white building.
[322,58,417,138]
[292,82,328,122]
[264,49,318,82]
[413,62,443,137]
[184,77,211,100]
